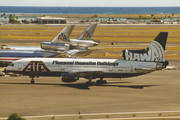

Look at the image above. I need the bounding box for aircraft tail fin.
[122,32,168,63]
[77,24,97,40]
[51,25,74,43]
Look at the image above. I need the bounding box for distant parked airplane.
[0,24,98,67]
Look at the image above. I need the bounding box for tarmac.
[0,24,180,119]
[0,62,180,119]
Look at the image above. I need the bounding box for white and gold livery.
[5,32,168,84]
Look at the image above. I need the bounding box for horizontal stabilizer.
[70,49,99,57]
[49,53,69,58]
[49,49,99,58]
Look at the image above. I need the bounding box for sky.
[0,0,180,7]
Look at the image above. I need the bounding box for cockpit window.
[9,63,14,67]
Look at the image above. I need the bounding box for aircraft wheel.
[102,80,107,84]
[96,80,107,84]
[31,80,35,84]
[96,80,102,84]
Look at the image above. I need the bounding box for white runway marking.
[1,111,180,120]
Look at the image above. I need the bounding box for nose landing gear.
[30,76,35,84]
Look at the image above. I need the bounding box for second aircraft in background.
[0,24,99,67]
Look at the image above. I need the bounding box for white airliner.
[5,32,168,84]
[0,24,98,67]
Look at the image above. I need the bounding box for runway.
[0,67,180,118]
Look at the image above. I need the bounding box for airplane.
[1,24,98,51]
[0,24,98,67]
[1,25,74,51]
[4,32,169,85]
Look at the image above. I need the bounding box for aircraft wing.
[70,49,98,57]
[68,70,103,77]
[50,49,99,58]
[49,53,69,58]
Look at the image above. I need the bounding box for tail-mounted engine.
[61,73,79,82]
[41,42,70,52]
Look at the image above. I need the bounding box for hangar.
[36,17,66,24]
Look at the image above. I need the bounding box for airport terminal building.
[36,17,66,24]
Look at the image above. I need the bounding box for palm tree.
[151,14,154,18]
[1,14,5,22]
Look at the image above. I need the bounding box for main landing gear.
[86,75,107,85]
[85,75,95,85]
[96,76,107,84]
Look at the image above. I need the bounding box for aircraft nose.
[93,42,98,46]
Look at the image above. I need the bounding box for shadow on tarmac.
[0,81,159,90]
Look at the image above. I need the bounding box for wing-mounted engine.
[61,73,79,82]
[41,42,70,52]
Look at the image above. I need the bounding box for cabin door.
[130,66,133,72]
[18,62,22,69]
[61,65,66,70]
[109,66,113,71]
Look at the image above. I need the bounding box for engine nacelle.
[69,39,98,47]
[61,73,79,82]
[41,42,70,51]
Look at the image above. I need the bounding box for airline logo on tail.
[123,40,164,62]
[51,25,74,43]
[83,31,91,38]
[122,32,168,62]
[57,33,67,41]
[77,24,97,40]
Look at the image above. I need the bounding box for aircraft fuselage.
[5,58,160,79]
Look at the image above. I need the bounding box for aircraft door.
[130,66,133,72]
[18,62,22,69]
[109,66,113,71]
[61,65,66,70]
